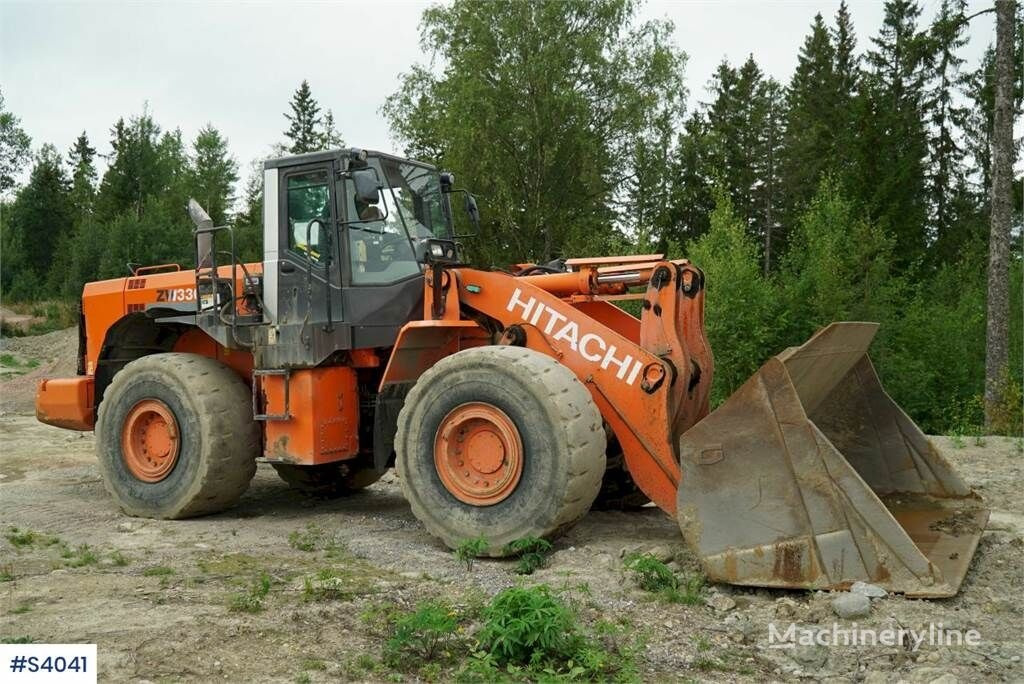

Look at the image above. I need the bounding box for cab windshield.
[345,158,450,285]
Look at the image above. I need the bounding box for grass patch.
[61,544,99,568]
[109,550,130,566]
[229,573,271,613]
[1,636,34,644]
[503,536,553,575]
[624,552,705,604]
[288,524,327,552]
[0,353,39,370]
[0,565,14,582]
[142,566,175,577]
[11,603,31,615]
[454,536,488,571]
[384,600,460,668]
[302,565,380,602]
[301,658,326,671]
[5,527,60,549]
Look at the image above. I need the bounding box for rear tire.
[272,462,382,498]
[396,346,605,556]
[95,353,259,519]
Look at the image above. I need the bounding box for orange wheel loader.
[35,147,988,597]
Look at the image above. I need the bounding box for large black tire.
[592,451,651,510]
[396,346,605,556]
[272,461,383,498]
[95,353,259,519]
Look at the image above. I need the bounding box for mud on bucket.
[676,322,988,597]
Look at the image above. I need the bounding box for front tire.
[396,346,605,555]
[95,353,259,519]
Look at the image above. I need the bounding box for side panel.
[379,320,492,389]
[262,366,360,465]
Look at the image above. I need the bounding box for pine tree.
[67,132,97,218]
[780,14,837,224]
[830,1,860,180]
[188,125,238,225]
[321,109,344,149]
[923,0,973,261]
[2,145,73,298]
[284,81,324,154]
[858,0,930,266]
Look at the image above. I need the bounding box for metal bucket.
[676,322,988,597]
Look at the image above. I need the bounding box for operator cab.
[200,148,468,369]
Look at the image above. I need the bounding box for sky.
[0,0,998,186]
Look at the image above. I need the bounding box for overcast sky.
[1,0,998,184]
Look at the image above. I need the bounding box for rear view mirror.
[464,193,480,230]
[351,168,380,205]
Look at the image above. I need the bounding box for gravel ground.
[1,329,1022,682]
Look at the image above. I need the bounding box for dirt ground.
[1,330,1022,683]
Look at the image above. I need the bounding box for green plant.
[0,565,14,582]
[454,536,488,571]
[109,551,130,566]
[229,573,271,613]
[1,636,33,644]
[664,573,706,605]
[384,600,459,668]
[63,544,98,568]
[503,536,553,575]
[624,553,677,592]
[466,585,639,681]
[11,603,31,615]
[288,524,326,552]
[301,658,326,671]
[294,673,311,684]
[302,568,353,602]
[142,565,175,577]
[5,527,42,548]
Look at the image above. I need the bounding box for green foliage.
[109,551,130,567]
[229,573,271,613]
[468,585,639,681]
[0,88,32,193]
[685,189,781,405]
[384,600,460,668]
[302,568,354,602]
[0,565,14,582]
[4,527,60,549]
[454,536,489,571]
[142,566,175,577]
[288,523,326,552]
[503,536,553,575]
[384,0,687,264]
[623,553,704,605]
[62,544,98,568]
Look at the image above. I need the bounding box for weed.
[384,600,460,668]
[63,544,98,568]
[11,603,31,615]
[110,551,130,566]
[466,585,639,681]
[294,673,311,684]
[454,536,488,571]
[142,566,175,577]
[950,434,966,449]
[0,565,14,582]
[301,658,326,671]
[302,568,354,602]
[5,527,42,548]
[663,573,706,605]
[624,553,677,592]
[229,573,271,613]
[288,524,326,552]
[503,536,553,575]
[1,636,33,644]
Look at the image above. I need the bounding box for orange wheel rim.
[434,402,523,506]
[121,399,180,483]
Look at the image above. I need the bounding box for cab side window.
[286,170,330,263]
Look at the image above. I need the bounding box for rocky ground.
[1,329,1022,683]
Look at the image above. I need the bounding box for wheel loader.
[35,147,988,597]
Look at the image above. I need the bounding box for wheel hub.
[122,399,180,483]
[434,402,523,506]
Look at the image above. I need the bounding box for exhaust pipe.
[187,199,214,268]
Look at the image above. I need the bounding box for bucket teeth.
[676,322,988,597]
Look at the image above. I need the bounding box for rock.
[928,675,958,684]
[646,545,673,562]
[790,643,828,669]
[117,522,135,533]
[774,597,800,618]
[706,593,736,612]
[831,592,871,619]
[850,581,887,598]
